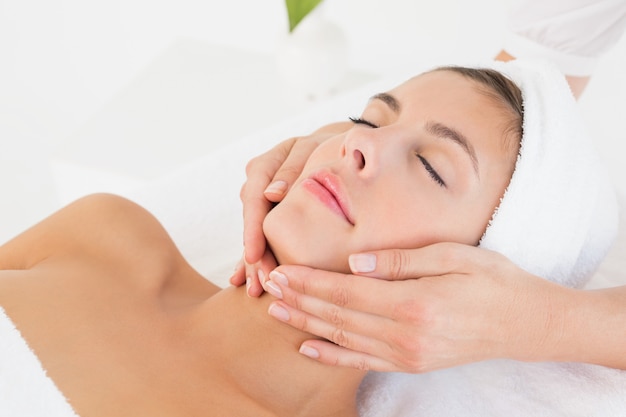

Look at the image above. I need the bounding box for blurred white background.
[0,0,624,244]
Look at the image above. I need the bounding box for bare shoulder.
[0,193,181,274]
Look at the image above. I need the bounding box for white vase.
[275,4,348,99]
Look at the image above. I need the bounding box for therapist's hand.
[231,121,353,296]
[265,242,575,373]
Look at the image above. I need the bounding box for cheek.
[354,191,486,250]
[263,203,295,264]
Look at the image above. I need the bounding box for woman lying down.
[0,60,617,417]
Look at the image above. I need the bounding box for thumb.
[263,137,321,203]
[348,243,475,280]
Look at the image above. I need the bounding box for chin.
[263,200,351,273]
[265,230,349,273]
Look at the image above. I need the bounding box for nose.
[351,148,366,169]
[342,127,389,178]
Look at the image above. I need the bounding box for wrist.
[532,283,585,363]
[503,275,577,363]
[516,281,626,369]
[556,286,626,369]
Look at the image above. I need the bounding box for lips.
[302,170,354,225]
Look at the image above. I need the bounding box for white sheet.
[0,307,78,417]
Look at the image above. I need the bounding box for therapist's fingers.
[229,248,279,297]
[229,258,245,286]
[263,136,322,202]
[266,270,439,373]
[240,181,272,264]
[241,138,297,264]
[246,264,265,297]
[267,296,389,354]
[297,339,399,372]
[264,121,353,203]
[247,247,279,297]
[268,285,393,348]
[270,301,402,372]
[348,242,487,281]
[266,289,409,372]
[269,266,408,318]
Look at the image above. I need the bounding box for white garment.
[505,0,626,75]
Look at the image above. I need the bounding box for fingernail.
[268,303,290,321]
[265,280,283,299]
[349,253,377,273]
[258,269,266,286]
[264,180,288,195]
[269,270,288,286]
[246,277,251,296]
[299,345,320,359]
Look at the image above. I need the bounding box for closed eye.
[349,116,379,129]
[416,154,446,188]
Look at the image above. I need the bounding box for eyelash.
[349,117,446,188]
[349,116,379,129]
[417,154,446,187]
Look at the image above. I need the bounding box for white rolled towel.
[479,59,619,288]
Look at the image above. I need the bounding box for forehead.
[382,70,508,131]
[390,70,483,103]
[387,70,517,133]
[381,70,519,170]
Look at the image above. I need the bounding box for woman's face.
[264,70,518,273]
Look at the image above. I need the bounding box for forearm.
[525,281,626,369]
[495,49,589,99]
[560,286,626,369]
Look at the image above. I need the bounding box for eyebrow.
[371,92,480,177]
[424,122,479,177]
[371,92,400,113]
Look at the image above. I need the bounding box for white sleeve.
[504,0,626,76]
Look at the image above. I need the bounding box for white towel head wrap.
[477,59,618,288]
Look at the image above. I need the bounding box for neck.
[190,285,365,416]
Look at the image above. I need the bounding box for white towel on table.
[0,307,78,417]
[358,360,626,417]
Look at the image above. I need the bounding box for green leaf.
[285,0,324,33]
